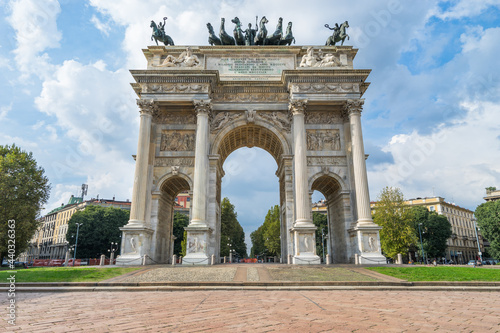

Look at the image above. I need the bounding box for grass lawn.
[0,267,141,283]
[367,266,500,282]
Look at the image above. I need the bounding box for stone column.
[289,99,320,265]
[345,99,386,265]
[345,99,373,225]
[290,99,313,227]
[183,100,212,265]
[128,99,157,226]
[190,99,211,226]
[116,99,156,266]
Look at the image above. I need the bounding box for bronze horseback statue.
[325,21,349,46]
[151,17,174,46]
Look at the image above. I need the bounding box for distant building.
[312,199,327,215]
[484,187,500,202]
[174,191,190,216]
[371,196,483,264]
[22,196,131,262]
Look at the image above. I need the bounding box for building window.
[429,206,435,212]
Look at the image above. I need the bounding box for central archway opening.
[213,123,291,262]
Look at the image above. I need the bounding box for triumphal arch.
[116,45,386,265]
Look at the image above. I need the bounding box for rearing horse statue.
[219,18,235,45]
[325,21,349,46]
[150,18,174,46]
[266,17,283,45]
[254,16,269,45]
[231,17,245,46]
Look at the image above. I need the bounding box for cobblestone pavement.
[3,290,499,332]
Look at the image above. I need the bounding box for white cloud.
[436,0,500,20]
[6,0,61,79]
[90,15,111,36]
[368,100,500,209]
[0,103,12,121]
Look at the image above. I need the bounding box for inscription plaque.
[206,55,294,79]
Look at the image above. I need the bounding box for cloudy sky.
[1,0,499,249]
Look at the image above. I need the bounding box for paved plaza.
[3,289,500,332]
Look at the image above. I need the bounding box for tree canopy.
[408,206,452,259]
[173,212,189,256]
[475,200,500,260]
[372,186,417,259]
[220,198,247,258]
[250,205,281,257]
[66,205,129,258]
[313,212,328,260]
[0,144,50,259]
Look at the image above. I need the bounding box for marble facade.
[116,46,386,266]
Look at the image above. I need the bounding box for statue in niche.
[160,47,200,67]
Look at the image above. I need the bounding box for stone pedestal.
[116,226,154,266]
[291,226,321,265]
[350,224,387,264]
[182,226,211,265]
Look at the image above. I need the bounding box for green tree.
[173,212,189,255]
[313,212,328,259]
[67,205,129,258]
[408,206,452,259]
[181,230,187,257]
[0,144,50,260]
[475,200,500,260]
[263,205,281,256]
[220,198,247,258]
[250,225,265,257]
[373,187,417,259]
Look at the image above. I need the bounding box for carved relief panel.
[306,130,341,151]
[154,112,196,124]
[160,130,195,151]
[305,111,343,124]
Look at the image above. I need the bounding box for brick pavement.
[2,290,499,332]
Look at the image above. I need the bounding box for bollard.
[100,254,105,266]
[326,255,331,265]
[223,256,227,264]
[142,255,147,266]
[211,254,215,265]
[288,254,292,264]
[172,254,177,266]
[355,253,359,265]
[397,253,403,265]
[179,256,182,264]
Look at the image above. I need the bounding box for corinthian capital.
[289,99,308,116]
[193,99,213,116]
[137,99,158,116]
[344,99,364,116]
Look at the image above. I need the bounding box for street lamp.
[73,223,83,267]
[321,228,326,264]
[418,223,426,264]
[473,219,483,263]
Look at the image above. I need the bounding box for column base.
[116,226,154,266]
[349,224,387,265]
[291,225,320,265]
[182,225,211,266]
